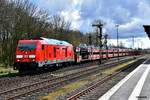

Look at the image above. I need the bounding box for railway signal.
[92,20,105,64]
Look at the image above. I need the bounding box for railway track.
[0,56,142,100]
[67,58,146,100]
[67,70,126,100]
[0,56,135,93]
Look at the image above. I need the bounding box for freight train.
[14,37,139,73]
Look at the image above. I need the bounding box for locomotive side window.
[54,48,56,58]
[42,45,44,50]
[65,48,67,57]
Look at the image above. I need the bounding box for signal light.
[16,55,23,58]
[29,55,36,58]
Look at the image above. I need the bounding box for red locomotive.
[14,37,138,72]
[14,37,74,72]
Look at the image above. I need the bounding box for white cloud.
[138,0,150,19]
[60,10,81,21]
[40,0,83,30]
[60,7,82,29]
[119,18,142,31]
[32,0,150,48]
[72,0,83,6]
[112,6,131,23]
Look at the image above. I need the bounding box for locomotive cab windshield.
[18,43,37,50]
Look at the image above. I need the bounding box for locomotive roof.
[41,37,72,46]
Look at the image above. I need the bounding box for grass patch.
[102,60,137,75]
[41,80,88,100]
[0,67,18,77]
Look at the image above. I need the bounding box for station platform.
[99,58,150,100]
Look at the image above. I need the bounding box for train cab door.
[45,45,49,62]
[42,44,48,62]
[62,48,67,61]
[56,47,60,61]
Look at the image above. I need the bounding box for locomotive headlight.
[16,55,23,58]
[29,55,36,58]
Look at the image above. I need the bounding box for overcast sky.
[31,0,150,48]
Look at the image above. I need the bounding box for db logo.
[24,55,28,58]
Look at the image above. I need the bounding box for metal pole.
[116,24,119,62]
[104,34,108,59]
[89,34,92,45]
[96,28,98,46]
[88,34,92,59]
[99,27,102,64]
[132,36,134,49]
[141,41,143,49]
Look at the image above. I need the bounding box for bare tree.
[0,0,50,66]
[51,15,71,33]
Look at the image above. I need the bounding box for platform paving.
[99,58,150,100]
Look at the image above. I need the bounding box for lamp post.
[132,36,135,49]
[115,24,119,62]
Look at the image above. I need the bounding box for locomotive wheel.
[18,68,25,73]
